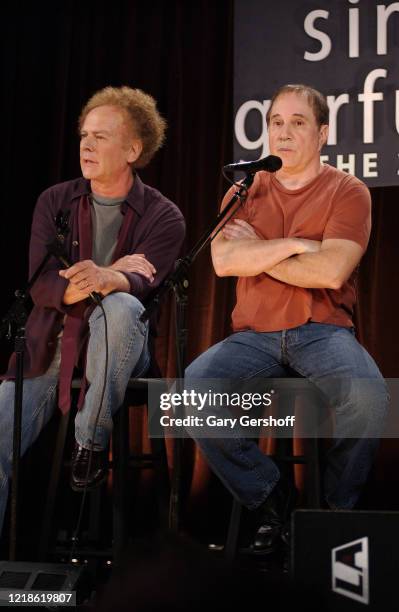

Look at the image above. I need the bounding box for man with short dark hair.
[185,83,388,553]
[0,86,185,535]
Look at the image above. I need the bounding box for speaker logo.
[331,536,369,604]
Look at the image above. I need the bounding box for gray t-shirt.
[57,192,125,339]
[90,192,125,266]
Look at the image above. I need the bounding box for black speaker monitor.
[0,561,89,607]
[293,509,399,612]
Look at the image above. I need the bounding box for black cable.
[221,166,250,193]
[174,297,182,380]
[68,298,109,563]
[208,169,251,243]
[48,215,110,563]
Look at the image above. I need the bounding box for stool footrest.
[271,455,308,464]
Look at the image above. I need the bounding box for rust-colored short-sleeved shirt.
[224,164,371,332]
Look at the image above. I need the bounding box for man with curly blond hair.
[0,86,185,534]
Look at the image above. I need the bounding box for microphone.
[223,155,282,174]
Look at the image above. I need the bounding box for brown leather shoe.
[70,442,108,491]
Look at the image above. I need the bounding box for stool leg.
[305,438,321,508]
[149,433,170,528]
[38,411,71,561]
[112,404,129,565]
[88,488,103,542]
[224,499,242,564]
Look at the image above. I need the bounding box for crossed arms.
[62,214,363,304]
[211,218,364,290]
[60,255,156,305]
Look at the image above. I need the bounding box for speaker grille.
[31,573,67,590]
[0,571,30,589]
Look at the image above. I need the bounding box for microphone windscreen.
[266,155,282,172]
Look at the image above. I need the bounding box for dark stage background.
[0,0,398,549]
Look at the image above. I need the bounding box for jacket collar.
[73,172,145,216]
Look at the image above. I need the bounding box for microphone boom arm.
[140,172,255,323]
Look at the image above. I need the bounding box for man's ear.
[319,124,328,149]
[127,139,143,164]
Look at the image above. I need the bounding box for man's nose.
[81,136,95,150]
[278,124,292,140]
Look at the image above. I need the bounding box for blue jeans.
[0,292,150,537]
[185,323,389,510]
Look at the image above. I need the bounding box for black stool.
[38,377,169,566]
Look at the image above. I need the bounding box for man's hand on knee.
[60,260,130,304]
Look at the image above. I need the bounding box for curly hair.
[266,84,329,127]
[79,86,167,168]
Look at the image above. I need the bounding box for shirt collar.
[73,172,145,216]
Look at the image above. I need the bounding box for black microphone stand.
[0,213,71,560]
[141,172,255,531]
